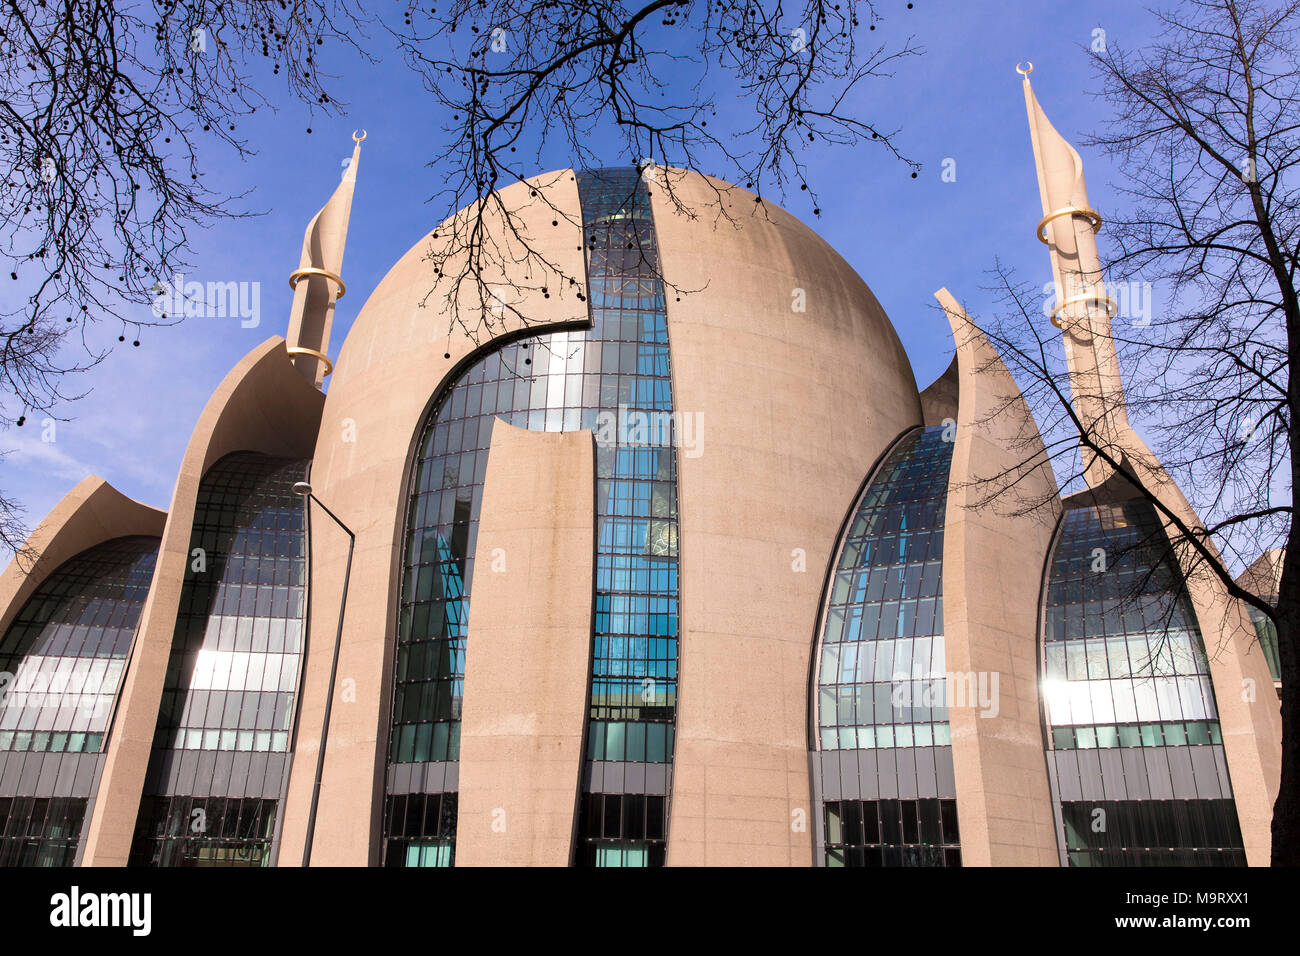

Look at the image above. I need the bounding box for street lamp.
[291,480,354,868]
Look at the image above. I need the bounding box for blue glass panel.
[1043,500,1244,865]
[0,536,157,755]
[385,167,678,866]
[813,426,961,867]
[817,428,952,746]
[129,452,308,867]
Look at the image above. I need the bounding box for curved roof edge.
[0,476,166,638]
[82,335,323,867]
[934,286,1062,865]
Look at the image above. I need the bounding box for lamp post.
[291,480,354,868]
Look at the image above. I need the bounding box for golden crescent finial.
[1016,62,1034,77]
[352,129,367,143]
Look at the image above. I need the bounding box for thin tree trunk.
[1271,541,1299,864]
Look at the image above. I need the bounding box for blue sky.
[0,0,1162,531]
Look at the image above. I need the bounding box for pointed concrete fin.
[919,350,959,428]
[1021,72,1089,217]
[285,133,364,386]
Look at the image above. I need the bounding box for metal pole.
[301,492,354,867]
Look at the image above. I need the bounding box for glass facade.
[576,793,668,866]
[0,536,158,866]
[1060,799,1244,866]
[0,797,86,867]
[1042,500,1245,865]
[813,426,960,866]
[129,452,308,867]
[382,792,458,867]
[0,536,158,755]
[1247,608,1282,683]
[131,796,278,867]
[572,168,678,868]
[385,166,679,866]
[824,798,960,867]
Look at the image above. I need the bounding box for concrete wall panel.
[935,289,1061,866]
[81,337,324,865]
[455,424,594,866]
[649,171,922,866]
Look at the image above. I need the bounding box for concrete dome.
[283,166,923,865]
[329,166,918,423]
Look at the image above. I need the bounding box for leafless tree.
[0,0,920,547]
[0,1,366,418]
[388,0,919,342]
[964,0,1300,864]
[0,458,32,560]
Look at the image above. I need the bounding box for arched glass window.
[811,426,961,867]
[1042,500,1246,865]
[1246,610,1282,683]
[0,535,158,868]
[0,535,158,866]
[384,167,680,867]
[128,453,308,867]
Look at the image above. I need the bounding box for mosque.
[0,71,1282,866]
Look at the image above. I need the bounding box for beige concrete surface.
[648,169,923,865]
[455,424,594,866]
[0,478,166,640]
[276,170,591,866]
[80,338,324,866]
[1238,550,1284,602]
[920,356,959,427]
[935,288,1060,866]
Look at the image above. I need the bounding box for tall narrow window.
[384,167,680,866]
[0,536,158,866]
[128,453,308,867]
[1041,500,1246,866]
[811,427,961,867]
[571,168,678,868]
[1245,601,1282,684]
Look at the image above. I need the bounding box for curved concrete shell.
[933,289,1060,865]
[649,170,921,865]
[81,337,324,865]
[4,126,1280,868]
[272,166,920,866]
[276,171,591,866]
[0,478,165,639]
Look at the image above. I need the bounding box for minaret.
[285,130,364,387]
[1019,65,1132,488]
[1019,65,1282,866]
